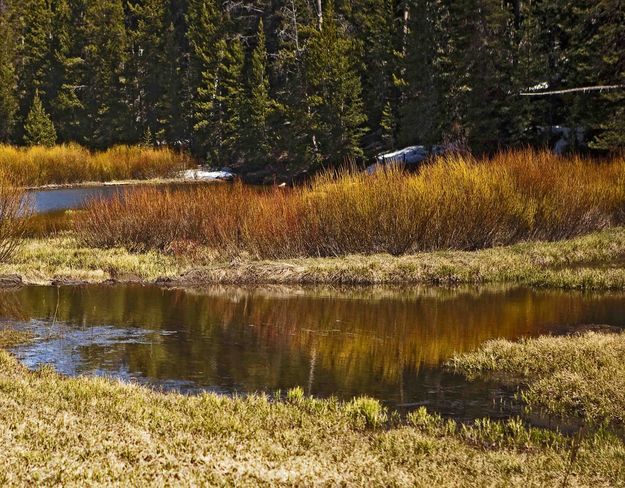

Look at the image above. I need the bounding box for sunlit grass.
[449,332,625,427]
[77,150,625,258]
[0,334,622,485]
[0,144,193,186]
[2,227,625,289]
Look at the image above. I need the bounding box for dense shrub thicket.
[0,145,192,186]
[77,150,625,258]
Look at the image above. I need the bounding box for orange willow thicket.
[0,144,192,186]
[77,150,625,258]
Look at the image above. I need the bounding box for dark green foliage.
[0,0,623,171]
[241,19,273,168]
[0,8,17,142]
[304,1,367,165]
[24,91,57,146]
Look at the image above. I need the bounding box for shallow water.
[3,284,624,419]
[26,181,214,214]
[27,186,127,214]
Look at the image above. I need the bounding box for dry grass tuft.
[77,150,625,258]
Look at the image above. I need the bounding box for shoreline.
[0,328,622,485]
[2,227,625,289]
[23,176,228,191]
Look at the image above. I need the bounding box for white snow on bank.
[181,169,234,181]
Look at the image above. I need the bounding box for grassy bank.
[449,332,625,428]
[77,150,625,258]
[0,330,622,486]
[2,227,625,288]
[0,144,192,186]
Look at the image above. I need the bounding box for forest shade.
[0,0,623,175]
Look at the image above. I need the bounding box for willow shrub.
[0,174,30,261]
[77,150,625,258]
[0,144,192,186]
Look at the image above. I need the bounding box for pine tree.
[241,19,273,167]
[24,90,57,146]
[187,0,221,161]
[350,0,397,152]
[80,0,129,148]
[0,6,17,142]
[12,0,54,141]
[128,0,171,143]
[304,0,367,165]
[46,0,83,142]
[380,100,396,150]
[571,0,625,150]
[215,36,245,164]
[398,0,447,147]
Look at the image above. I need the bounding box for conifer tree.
[242,19,273,167]
[380,100,396,150]
[128,0,171,143]
[80,0,129,148]
[23,90,57,146]
[0,7,17,142]
[215,37,245,164]
[398,0,447,147]
[304,0,367,165]
[12,0,53,140]
[187,0,221,161]
[47,0,83,142]
[570,0,625,150]
[350,0,397,151]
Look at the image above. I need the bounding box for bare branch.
[520,85,625,96]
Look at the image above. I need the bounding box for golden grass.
[0,144,193,186]
[3,227,625,288]
[0,339,622,485]
[449,332,625,427]
[77,150,625,258]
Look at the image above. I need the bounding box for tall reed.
[0,144,193,187]
[76,150,625,258]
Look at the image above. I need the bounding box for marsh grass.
[0,144,193,186]
[5,227,625,288]
[448,332,625,426]
[0,340,622,485]
[77,150,625,258]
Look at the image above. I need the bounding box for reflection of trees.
[0,289,30,321]
[7,285,625,398]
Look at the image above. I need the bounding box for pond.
[27,186,128,214]
[23,183,212,235]
[3,284,624,421]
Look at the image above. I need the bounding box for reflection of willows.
[180,283,525,303]
[7,284,625,395]
[0,289,30,321]
[185,285,623,386]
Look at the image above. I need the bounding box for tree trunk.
[316,0,323,31]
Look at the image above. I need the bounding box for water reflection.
[3,284,624,419]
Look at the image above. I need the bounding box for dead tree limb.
[520,84,625,96]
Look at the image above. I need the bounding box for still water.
[3,284,625,419]
[27,186,127,214]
